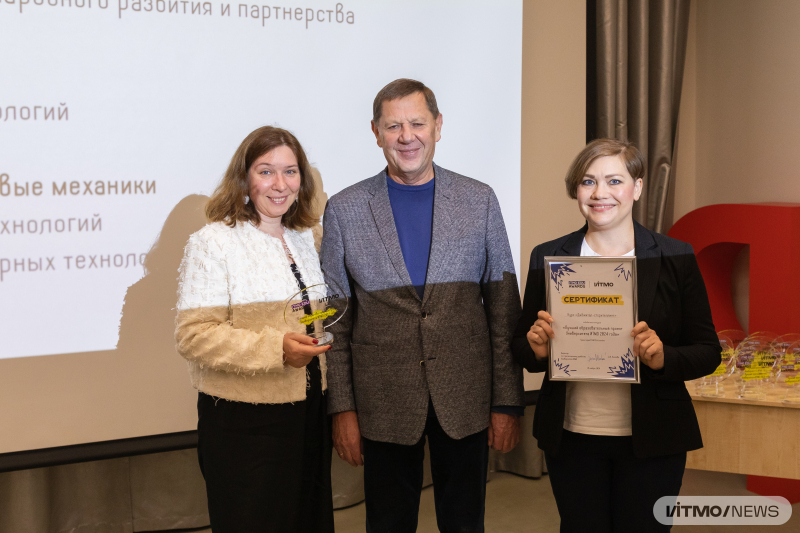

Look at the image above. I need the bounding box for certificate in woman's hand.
[545,256,640,383]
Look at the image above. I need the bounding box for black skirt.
[196,358,333,533]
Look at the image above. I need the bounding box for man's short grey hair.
[372,78,440,125]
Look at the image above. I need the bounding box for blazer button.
[421,312,428,319]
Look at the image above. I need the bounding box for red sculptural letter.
[668,203,800,333]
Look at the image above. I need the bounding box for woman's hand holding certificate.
[527,314,665,371]
[528,310,555,361]
[631,321,664,370]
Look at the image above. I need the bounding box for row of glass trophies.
[692,330,800,403]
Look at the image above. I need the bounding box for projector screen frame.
[0,431,197,474]
[0,0,524,456]
[0,391,544,473]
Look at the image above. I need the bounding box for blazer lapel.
[634,221,661,324]
[367,172,419,301]
[557,222,660,323]
[421,164,454,306]
[559,225,587,256]
[544,223,657,401]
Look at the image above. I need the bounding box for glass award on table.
[719,329,748,344]
[733,334,778,401]
[692,329,745,397]
[697,332,738,397]
[283,281,348,347]
[778,339,800,403]
[773,334,800,383]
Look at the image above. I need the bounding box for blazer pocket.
[350,343,389,414]
[350,342,381,365]
[465,330,492,407]
[469,330,493,372]
[468,330,493,382]
[469,330,491,353]
[656,383,692,401]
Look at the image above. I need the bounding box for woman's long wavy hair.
[206,126,318,230]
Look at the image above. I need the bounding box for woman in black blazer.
[512,139,721,532]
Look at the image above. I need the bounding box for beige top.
[563,239,634,436]
[175,221,326,404]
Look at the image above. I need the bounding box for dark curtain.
[588,0,691,233]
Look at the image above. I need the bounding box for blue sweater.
[386,176,434,299]
[386,176,523,418]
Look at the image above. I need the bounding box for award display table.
[687,385,800,501]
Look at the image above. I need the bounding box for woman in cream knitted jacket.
[176,218,326,403]
[175,126,333,533]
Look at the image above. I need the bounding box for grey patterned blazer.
[320,163,524,445]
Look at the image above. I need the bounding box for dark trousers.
[545,430,686,533]
[362,401,489,533]
[196,360,333,533]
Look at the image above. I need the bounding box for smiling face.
[371,91,442,185]
[247,145,302,223]
[577,155,643,231]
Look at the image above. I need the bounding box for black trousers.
[362,401,489,533]
[545,430,686,533]
[196,360,334,533]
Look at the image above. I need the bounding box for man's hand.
[333,411,363,466]
[631,321,665,370]
[487,412,520,453]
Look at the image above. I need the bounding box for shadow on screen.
[116,165,327,374]
[116,194,210,374]
[108,167,327,448]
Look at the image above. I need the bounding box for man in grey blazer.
[321,78,524,532]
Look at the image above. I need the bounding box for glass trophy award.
[718,329,748,348]
[778,339,800,403]
[773,334,800,384]
[697,332,737,397]
[283,280,348,347]
[734,334,778,401]
[748,330,780,340]
[772,333,800,350]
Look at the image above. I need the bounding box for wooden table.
[687,382,800,479]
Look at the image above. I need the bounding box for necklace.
[279,230,294,262]
[281,237,292,258]
[255,222,293,261]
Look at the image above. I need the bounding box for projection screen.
[0,0,522,454]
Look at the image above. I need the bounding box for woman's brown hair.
[564,138,646,199]
[206,126,318,230]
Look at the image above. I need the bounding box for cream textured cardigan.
[175,221,327,404]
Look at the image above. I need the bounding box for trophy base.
[738,386,767,401]
[311,331,333,347]
[699,382,726,398]
[784,387,800,404]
